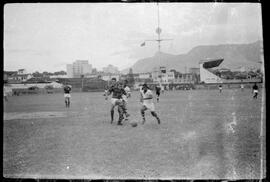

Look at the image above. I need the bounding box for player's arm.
[126,88,131,98]
[122,89,127,96]
[140,94,143,103]
[105,88,112,100]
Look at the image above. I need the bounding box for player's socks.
[151,111,160,124]
[111,110,114,123]
[142,118,146,124]
[141,110,145,124]
[157,117,161,124]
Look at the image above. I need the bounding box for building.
[66,60,92,78]
[138,72,152,79]
[189,67,200,75]
[176,73,196,84]
[103,64,120,74]
[231,66,248,72]
[49,75,68,79]
[17,69,27,75]
[101,74,120,81]
[199,58,224,83]
[152,66,175,83]
[4,69,33,83]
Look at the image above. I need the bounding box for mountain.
[122,40,262,73]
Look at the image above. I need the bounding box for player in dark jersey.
[155,85,161,102]
[252,83,259,99]
[105,81,127,125]
[63,84,72,107]
[218,84,223,93]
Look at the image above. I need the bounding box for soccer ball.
[131,122,138,127]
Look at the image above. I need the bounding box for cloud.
[4,3,263,72]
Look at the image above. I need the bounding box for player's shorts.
[142,102,155,112]
[156,91,160,96]
[253,90,258,93]
[122,96,128,103]
[64,94,71,98]
[111,98,122,106]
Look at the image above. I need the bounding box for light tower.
[140,2,173,85]
[141,2,173,53]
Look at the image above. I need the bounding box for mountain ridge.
[121,40,262,74]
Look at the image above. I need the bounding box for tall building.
[66,60,92,78]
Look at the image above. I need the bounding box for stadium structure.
[199,58,224,84]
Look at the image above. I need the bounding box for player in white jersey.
[140,83,161,124]
[122,80,131,120]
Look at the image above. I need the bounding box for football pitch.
[3,89,265,179]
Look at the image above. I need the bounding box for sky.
[4,3,263,73]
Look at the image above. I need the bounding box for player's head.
[142,83,148,91]
[124,80,128,86]
[110,78,117,86]
[117,81,124,89]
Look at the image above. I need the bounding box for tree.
[54,70,67,75]
[32,71,43,78]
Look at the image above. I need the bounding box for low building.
[49,75,68,78]
[101,74,120,81]
[199,58,224,83]
[4,69,33,83]
[152,66,175,83]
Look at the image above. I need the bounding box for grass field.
[3,88,265,179]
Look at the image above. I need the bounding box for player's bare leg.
[122,101,130,120]
[65,98,68,107]
[151,111,161,124]
[117,104,124,125]
[67,98,70,107]
[253,92,258,99]
[141,106,147,124]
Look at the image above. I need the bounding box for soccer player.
[155,85,161,102]
[3,86,8,102]
[252,83,259,99]
[105,80,127,125]
[63,84,72,107]
[240,84,244,92]
[122,80,131,120]
[218,84,223,93]
[140,83,161,125]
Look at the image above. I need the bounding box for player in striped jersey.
[105,80,127,125]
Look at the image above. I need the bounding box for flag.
[140,42,145,47]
